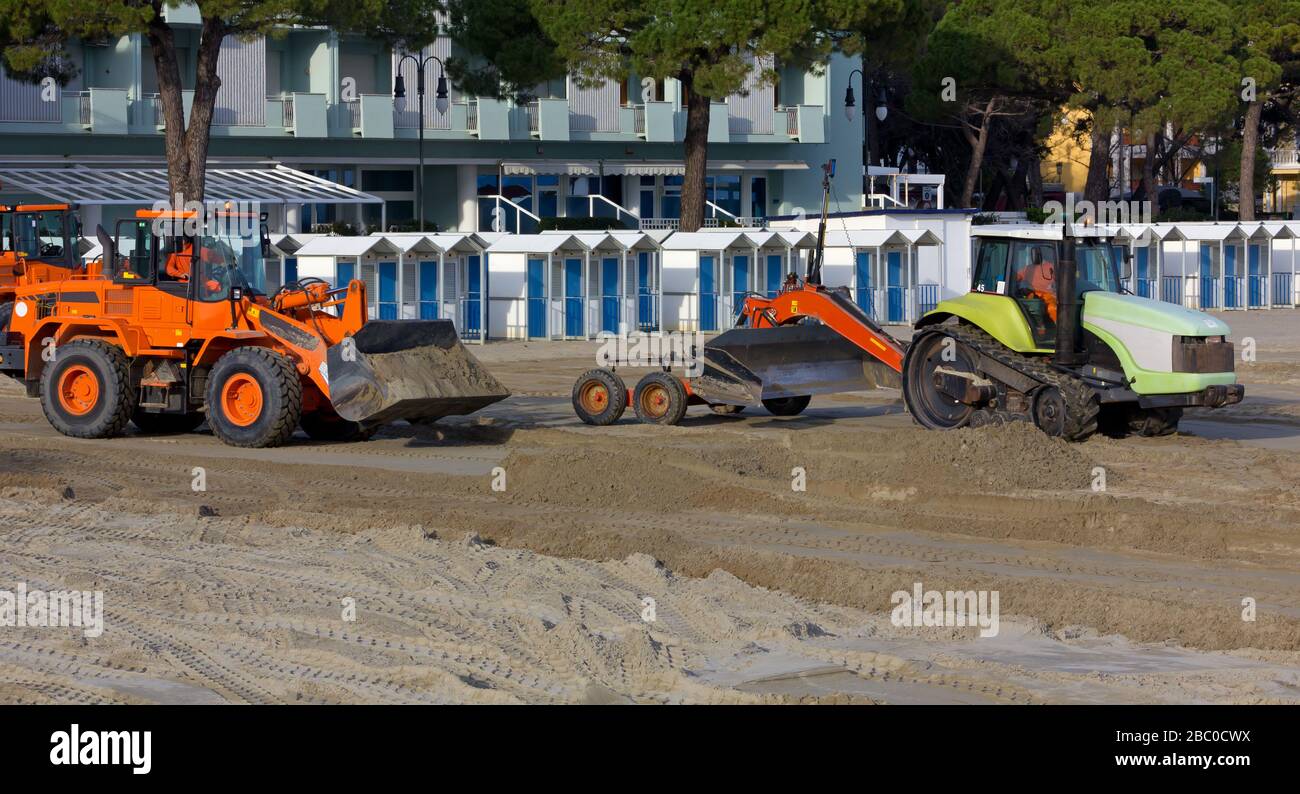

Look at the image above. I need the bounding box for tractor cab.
[972,229,1121,348]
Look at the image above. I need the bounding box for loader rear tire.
[572,368,627,426]
[132,410,206,435]
[762,395,811,416]
[206,347,302,448]
[632,372,688,425]
[40,338,134,439]
[300,411,374,442]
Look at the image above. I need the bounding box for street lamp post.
[394,52,450,232]
[845,68,889,206]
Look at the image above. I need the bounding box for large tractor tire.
[40,338,135,439]
[1100,405,1181,438]
[205,347,302,448]
[132,410,206,435]
[632,372,688,425]
[300,410,374,442]
[572,368,627,426]
[762,395,811,416]
[901,329,979,430]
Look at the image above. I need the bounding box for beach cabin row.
[1100,222,1300,311]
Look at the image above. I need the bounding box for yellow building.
[1041,108,1092,194]
[1264,145,1298,218]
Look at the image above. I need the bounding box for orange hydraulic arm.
[736,281,907,374]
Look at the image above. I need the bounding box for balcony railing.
[466,100,479,133]
[782,106,799,137]
[1269,148,1299,167]
[344,99,360,129]
[525,101,540,135]
[283,95,294,128]
[632,104,646,136]
[76,92,91,126]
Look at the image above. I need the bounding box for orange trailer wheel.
[571,368,626,425]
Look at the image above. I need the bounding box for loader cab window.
[10,210,74,266]
[972,238,1009,294]
[113,220,158,283]
[193,229,267,302]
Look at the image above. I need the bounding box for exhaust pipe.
[1055,235,1083,366]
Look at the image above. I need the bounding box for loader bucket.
[326,320,509,426]
[694,324,901,405]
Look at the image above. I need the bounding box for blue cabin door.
[418,261,438,319]
[284,257,298,285]
[336,261,355,288]
[377,261,398,319]
[855,250,873,316]
[1224,245,1237,308]
[731,254,749,319]
[527,258,546,338]
[765,254,782,297]
[1135,247,1149,297]
[564,257,584,337]
[886,250,904,322]
[465,255,482,339]
[601,256,620,333]
[700,254,717,331]
[1200,245,1214,309]
[637,251,655,331]
[1248,244,1263,307]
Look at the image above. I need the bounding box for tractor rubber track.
[923,322,1100,441]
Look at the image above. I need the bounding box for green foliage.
[443,0,568,101]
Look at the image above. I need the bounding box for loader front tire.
[572,368,627,425]
[41,338,134,439]
[206,347,302,448]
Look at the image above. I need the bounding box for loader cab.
[972,234,1121,347]
[113,218,160,284]
[3,205,79,270]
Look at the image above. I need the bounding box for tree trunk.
[146,10,226,205]
[1239,99,1262,221]
[679,74,710,232]
[1083,122,1110,204]
[960,99,995,209]
[1142,131,1158,222]
[1027,149,1044,207]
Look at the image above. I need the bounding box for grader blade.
[696,324,901,404]
[327,320,509,426]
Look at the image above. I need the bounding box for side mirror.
[231,286,244,302]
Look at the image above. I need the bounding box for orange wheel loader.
[0,208,507,447]
[1,204,91,330]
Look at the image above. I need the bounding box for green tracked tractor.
[902,225,1243,440]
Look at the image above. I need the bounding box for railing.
[466,100,479,132]
[1199,276,1221,310]
[636,291,660,332]
[639,218,679,231]
[1268,148,1299,167]
[1223,275,1245,310]
[482,194,541,234]
[1160,275,1183,305]
[525,101,540,135]
[1135,278,1155,299]
[705,201,739,224]
[572,194,640,228]
[76,92,92,126]
[867,192,907,209]
[283,95,294,128]
[1273,272,1295,307]
[1247,274,1269,309]
[632,104,646,136]
[344,99,360,129]
[782,106,799,137]
[459,297,484,342]
[918,283,940,315]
